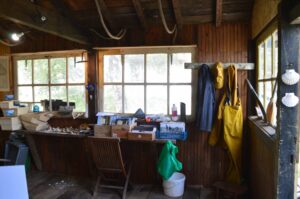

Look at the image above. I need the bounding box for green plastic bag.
[157,141,182,180]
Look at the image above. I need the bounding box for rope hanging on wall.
[158,0,177,43]
[94,0,126,40]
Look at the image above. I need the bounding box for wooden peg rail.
[184,63,255,70]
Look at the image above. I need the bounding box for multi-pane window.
[257,30,278,125]
[15,55,87,112]
[101,48,194,115]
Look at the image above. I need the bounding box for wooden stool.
[213,181,248,199]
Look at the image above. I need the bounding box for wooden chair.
[88,137,132,199]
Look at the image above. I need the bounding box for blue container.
[156,131,188,141]
[3,109,15,117]
[5,95,14,101]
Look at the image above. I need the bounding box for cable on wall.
[94,0,126,40]
[158,0,177,43]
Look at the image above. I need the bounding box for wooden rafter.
[94,0,117,29]
[216,0,223,26]
[0,0,89,45]
[132,0,147,29]
[50,0,90,40]
[172,0,183,28]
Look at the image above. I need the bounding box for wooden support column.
[87,50,98,121]
[276,1,300,198]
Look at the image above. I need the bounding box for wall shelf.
[184,63,255,70]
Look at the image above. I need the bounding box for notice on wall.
[0,56,10,91]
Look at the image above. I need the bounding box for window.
[257,30,278,125]
[100,47,195,116]
[15,54,87,112]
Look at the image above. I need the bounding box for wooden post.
[276,1,300,198]
[88,50,98,121]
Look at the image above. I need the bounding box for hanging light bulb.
[11,32,25,41]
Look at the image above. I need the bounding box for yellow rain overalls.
[208,65,243,184]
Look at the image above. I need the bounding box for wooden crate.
[111,125,129,138]
[128,132,155,141]
[0,117,22,131]
[94,125,111,137]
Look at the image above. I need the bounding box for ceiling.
[0,0,253,46]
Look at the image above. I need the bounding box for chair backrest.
[88,137,126,176]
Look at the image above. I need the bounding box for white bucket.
[163,172,186,197]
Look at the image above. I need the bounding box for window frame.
[256,21,278,127]
[97,46,197,120]
[13,50,88,112]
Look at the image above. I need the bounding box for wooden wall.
[0,43,12,101]
[6,23,251,186]
[248,118,276,199]
[177,23,251,185]
[251,0,280,38]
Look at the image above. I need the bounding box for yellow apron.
[209,65,243,184]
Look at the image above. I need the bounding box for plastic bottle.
[171,104,178,121]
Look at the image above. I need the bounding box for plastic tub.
[163,172,185,197]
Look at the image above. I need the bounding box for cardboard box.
[111,125,129,138]
[0,101,18,109]
[0,117,22,131]
[94,125,111,137]
[2,107,29,117]
[128,132,155,141]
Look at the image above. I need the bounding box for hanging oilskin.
[213,62,224,89]
[195,64,215,132]
[209,65,243,184]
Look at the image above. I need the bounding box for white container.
[163,172,185,197]
[0,117,22,131]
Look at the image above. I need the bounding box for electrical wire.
[94,0,126,40]
[89,28,114,40]
[157,0,177,43]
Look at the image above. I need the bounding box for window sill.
[248,116,276,147]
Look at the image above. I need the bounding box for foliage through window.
[15,55,87,112]
[257,30,278,125]
[101,48,194,115]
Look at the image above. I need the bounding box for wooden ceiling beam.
[172,0,183,28]
[0,0,90,45]
[216,0,223,26]
[183,15,213,24]
[50,0,91,40]
[132,0,147,29]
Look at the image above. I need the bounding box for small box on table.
[0,117,22,131]
[94,125,111,137]
[158,122,187,140]
[0,101,19,109]
[111,125,129,138]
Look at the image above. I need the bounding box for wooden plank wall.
[248,119,276,199]
[6,23,251,186]
[177,23,250,185]
[0,43,12,101]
